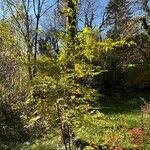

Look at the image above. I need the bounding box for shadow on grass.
[100,90,150,115]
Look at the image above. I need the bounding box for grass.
[4,91,150,150]
[74,91,150,149]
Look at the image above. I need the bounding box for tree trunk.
[66,0,78,40]
[33,16,40,77]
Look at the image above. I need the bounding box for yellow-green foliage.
[0,21,17,53]
[0,21,22,62]
[21,27,138,136]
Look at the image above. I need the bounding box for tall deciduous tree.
[78,0,100,29]
[4,0,57,79]
[66,0,78,40]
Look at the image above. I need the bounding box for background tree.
[4,0,57,79]
[105,0,133,39]
[78,0,100,29]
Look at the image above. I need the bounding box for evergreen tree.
[105,0,132,39]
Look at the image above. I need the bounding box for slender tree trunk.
[26,24,33,80]
[66,0,78,40]
[33,16,40,77]
[27,43,33,80]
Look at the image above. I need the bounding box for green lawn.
[5,91,150,150]
[74,91,150,149]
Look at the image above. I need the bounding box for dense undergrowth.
[0,91,149,150]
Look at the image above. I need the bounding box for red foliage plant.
[131,128,144,145]
[114,146,123,150]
